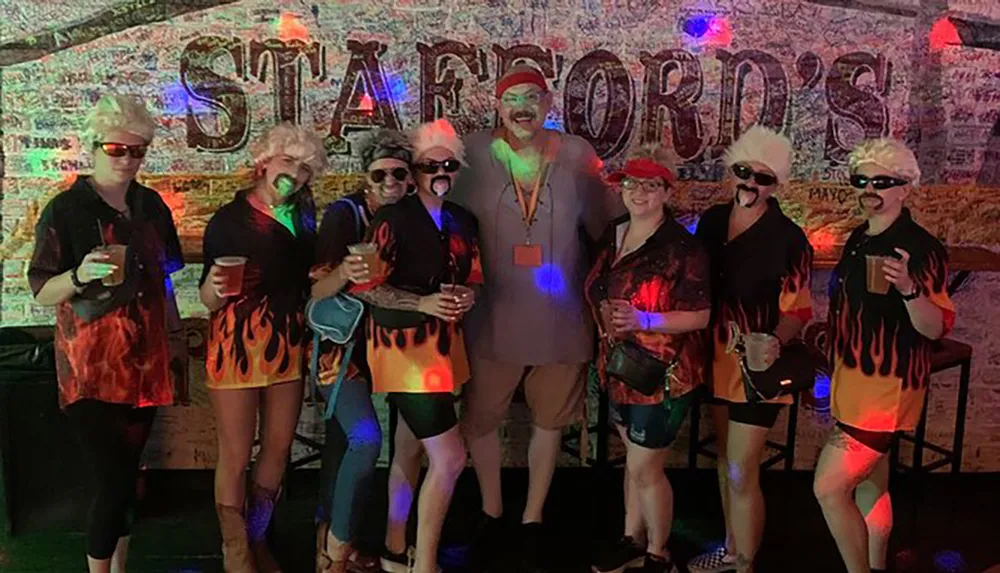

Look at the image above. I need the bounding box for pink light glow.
[929,17,960,51]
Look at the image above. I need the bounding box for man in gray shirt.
[450,64,620,571]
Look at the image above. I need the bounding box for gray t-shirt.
[451,130,621,365]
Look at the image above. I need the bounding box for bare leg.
[110,536,129,573]
[855,456,892,570]
[413,427,466,573]
[615,424,645,543]
[209,388,260,508]
[466,429,503,518]
[86,557,112,573]
[253,380,304,491]
[813,427,885,573]
[385,419,424,554]
[710,404,735,554]
[625,442,673,560]
[523,425,560,524]
[726,421,770,564]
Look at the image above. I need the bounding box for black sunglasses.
[97,142,148,159]
[369,167,409,183]
[732,163,777,187]
[849,174,909,190]
[415,159,461,174]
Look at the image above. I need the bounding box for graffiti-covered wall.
[2,0,999,470]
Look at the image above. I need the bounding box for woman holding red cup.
[199,123,325,573]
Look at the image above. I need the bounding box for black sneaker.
[518,522,547,573]
[467,512,505,569]
[380,547,411,573]
[591,536,646,573]
[634,554,677,573]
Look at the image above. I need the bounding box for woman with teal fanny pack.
[310,130,414,573]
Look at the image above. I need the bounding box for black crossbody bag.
[726,322,818,403]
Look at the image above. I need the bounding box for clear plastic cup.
[866,255,892,295]
[744,332,775,372]
[100,244,128,287]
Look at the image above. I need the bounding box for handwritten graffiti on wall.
[179,37,892,164]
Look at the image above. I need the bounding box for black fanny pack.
[605,339,681,397]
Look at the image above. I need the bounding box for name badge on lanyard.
[509,156,548,268]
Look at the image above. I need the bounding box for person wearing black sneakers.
[586,149,711,573]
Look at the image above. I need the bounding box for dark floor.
[1,468,998,573]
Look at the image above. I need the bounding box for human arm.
[883,246,952,340]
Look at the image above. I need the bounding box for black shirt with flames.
[199,190,316,389]
[828,208,955,432]
[28,176,183,409]
[695,198,814,404]
[350,194,484,394]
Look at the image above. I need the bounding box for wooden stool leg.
[597,389,610,468]
[688,393,701,473]
[952,358,971,473]
[913,390,930,472]
[388,401,399,463]
[784,395,799,471]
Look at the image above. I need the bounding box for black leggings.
[66,400,156,559]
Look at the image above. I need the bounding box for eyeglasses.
[732,164,777,187]
[97,142,148,159]
[849,174,909,190]
[621,178,668,192]
[500,91,543,107]
[415,159,461,174]
[369,167,409,183]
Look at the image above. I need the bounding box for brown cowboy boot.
[247,484,282,573]
[216,504,258,573]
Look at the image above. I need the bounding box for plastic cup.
[744,332,775,372]
[347,243,379,269]
[866,255,892,295]
[441,283,474,300]
[215,256,248,297]
[599,299,628,339]
[100,244,127,287]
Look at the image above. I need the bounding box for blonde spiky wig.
[81,94,157,146]
[410,119,465,163]
[250,122,328,179]
[848,138,921,186]
[723,125,793,184]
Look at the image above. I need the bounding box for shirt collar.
[857,208,913,243]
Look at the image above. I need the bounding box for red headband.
[496,70,549,98]
[607,158,676,185]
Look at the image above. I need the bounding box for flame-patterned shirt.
[310,192,373,386]
[28,177,184,409]
[828,209,955,432]
[350,194,484,394]
[585,214,711,405]
[696,199,814,404]
[200,191,316,389]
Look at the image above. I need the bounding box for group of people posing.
[28,64,955,573]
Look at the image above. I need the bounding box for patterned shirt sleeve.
[27,200,68,296]
[668,239,712,312]
[778,229,814,323]
[350,213,398,293]
[467,221,485,286]
[912,240,956,335]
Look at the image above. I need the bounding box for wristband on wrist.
[70,266,86,290]
[901,287,920,301]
